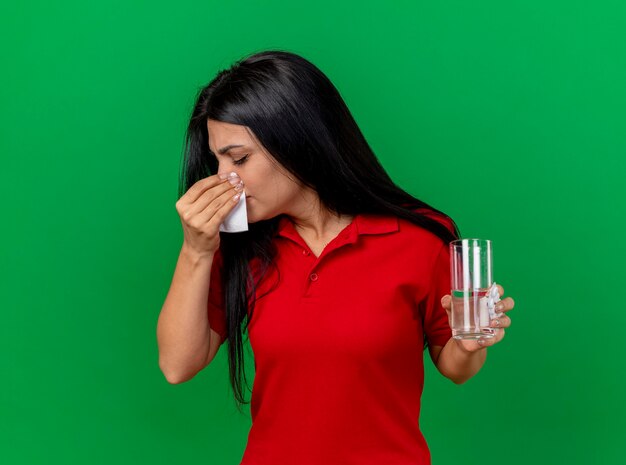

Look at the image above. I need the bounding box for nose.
[217,161,240,176]
[218,172,245,195]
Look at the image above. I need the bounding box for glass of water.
[450,238,498,340]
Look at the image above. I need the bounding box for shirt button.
[310,273,318,281]
[302,250,309,256]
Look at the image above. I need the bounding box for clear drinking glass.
[449,238,498,340]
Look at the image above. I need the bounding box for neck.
[286,192,354,240]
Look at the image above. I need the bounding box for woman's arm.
[156,244,215,384]
[429,341,487,384]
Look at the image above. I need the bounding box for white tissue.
[486,282,502,319]
[219,190,248,233]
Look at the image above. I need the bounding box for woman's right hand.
[175,172,244,258]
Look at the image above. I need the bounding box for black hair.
[179,49,461,413]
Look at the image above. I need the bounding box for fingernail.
[496,303,504,311]
[219,171,239,180]
[233,182,244,192]
[232,192,242,202]
[228,176,242,187]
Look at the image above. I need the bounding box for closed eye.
[233,154,249,166]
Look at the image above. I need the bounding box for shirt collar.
[353,213,400,235]
[275,212,399,246]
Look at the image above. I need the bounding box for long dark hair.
[179,49,461,413]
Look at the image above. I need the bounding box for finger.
[197,184,244,226]
[441,295,451,309]
[178,174,228,206]
[211,190,245,231]
[495,297,515,314]
[186,178,240,218]
[496,284,505,297]
[489,314,511,328]
[478,329,504,347]
[476,338,492,348]
[494,328,506,343]
[455,339,484,353]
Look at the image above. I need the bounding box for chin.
[247,212,266,224]
[245,210,259,224]
[247,209,278,225]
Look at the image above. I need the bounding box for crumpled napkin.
[219,190,248,233]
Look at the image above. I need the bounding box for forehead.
[206,119,260,155]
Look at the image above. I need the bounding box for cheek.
[244,159,295,202]
[268,176,292,201]
[246,169,271,196]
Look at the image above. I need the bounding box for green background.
[2,1,624,464]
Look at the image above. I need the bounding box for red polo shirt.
[207,210,454,465]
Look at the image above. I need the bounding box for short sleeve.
[420,242,453,347]
[207,248,228,344]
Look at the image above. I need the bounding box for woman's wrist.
[181,242,215,266]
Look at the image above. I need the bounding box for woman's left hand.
[440,284,515,353]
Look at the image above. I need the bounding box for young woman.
[157,50,515,465]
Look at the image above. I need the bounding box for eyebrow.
[215,144,246,155]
